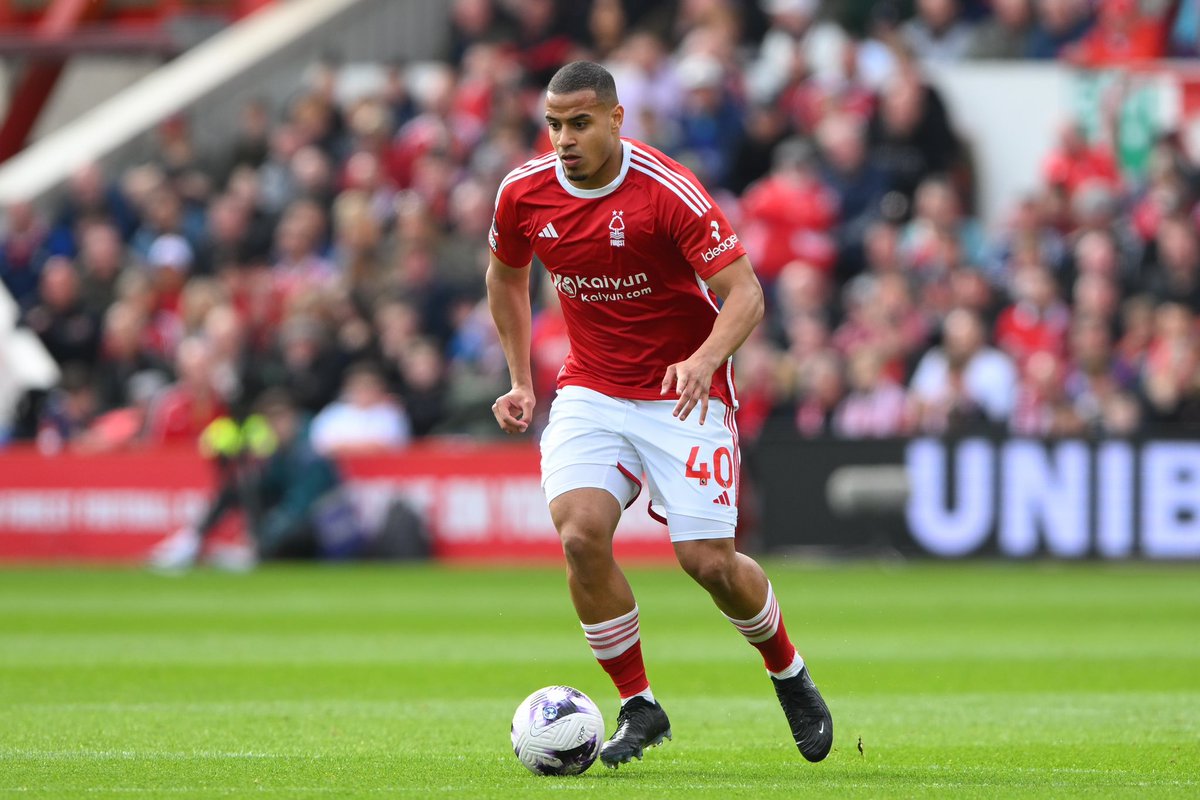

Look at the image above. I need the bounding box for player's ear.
[610,103,624,134]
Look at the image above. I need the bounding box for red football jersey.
[490,138,747,406]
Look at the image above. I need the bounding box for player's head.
[545,61,624,189]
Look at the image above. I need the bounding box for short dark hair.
[547,61,618,106]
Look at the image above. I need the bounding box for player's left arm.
[661,255,764,425]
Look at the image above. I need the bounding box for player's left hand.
[661,356,718,425]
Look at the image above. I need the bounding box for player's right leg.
[541,387,670,768]
[548,488,671,768]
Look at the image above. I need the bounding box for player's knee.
[558,523,613,570]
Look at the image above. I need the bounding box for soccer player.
[487,61,833,767]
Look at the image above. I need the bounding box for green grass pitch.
[0,561,1197,798]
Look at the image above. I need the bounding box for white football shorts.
[540,385,741,542]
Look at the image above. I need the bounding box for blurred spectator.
[130,185,199,263]
[746,0,846,105]
[588,0,629,59]
[608,31,682,146]
[1130,139,1195,243]
[833,273,929,381]
[1064,314,1137,431]
[1140,302,1198,428]
[76,221,130,317]
[0,201,49,310]
[994,264,1071,363]
[909,307,1018,432]
[46,162,137,257]
[794,350,845,436]
[146,336,228,445]
[900,175,986,278]
[816,112,889,268]
[201,303,258,416]
[740,138,838,285]
[332,190,386,297]
[195,193,267,275]
[446,0,515,65]
[264,313,344,414]
[834,346,911,437]
[983,195,1067,282]
[673,52,745,188]
[310,361,411,455]
[967,0,1035,59]
[1027,0,1093,59]
[22,257,100,374]
[770,260,831,344]
[1140,216,1200,309]
[727,102,791,194]
[271,199,337,303]
[859,219,905,276]
[143,234,195,353]
[1011,350,1082,434]
[94,301,172,413]
[394,337,450,438]
[1115,293,1155,369]
[35,365,100,454]
[220,97,273,181]
[1071,272,1121,325]
[509,0,575,87]
[867,64,966,217]
[902,0,977,61]
[1064,0,1168,66]
[1042,123,1121,199]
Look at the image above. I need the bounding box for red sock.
[726,583,803,675]
[582,606,650,698]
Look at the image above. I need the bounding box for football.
[510,685,606,775]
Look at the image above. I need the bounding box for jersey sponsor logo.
[488,217,499,252]
[701,232,739,264]
[551,271,651,303]
[609,210,625,248]
[710,221,721,242]
[538,222,560,239]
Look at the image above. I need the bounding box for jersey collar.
[555,139,631,199]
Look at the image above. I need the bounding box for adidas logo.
[538,222,560,239]
[713,491,731,506]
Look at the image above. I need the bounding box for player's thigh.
[627,398,740,540]
[540,386,643,511]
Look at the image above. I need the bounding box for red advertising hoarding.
[0,444,677,563]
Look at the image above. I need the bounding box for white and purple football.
[510,685,605,776]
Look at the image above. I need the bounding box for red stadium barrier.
[0,444,677,563]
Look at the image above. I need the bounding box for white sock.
[620,688,656,706]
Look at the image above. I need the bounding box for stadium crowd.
[3,0,1200,454]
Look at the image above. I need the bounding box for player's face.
[545,90,624,189]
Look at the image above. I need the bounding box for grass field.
[0,561,1197,799]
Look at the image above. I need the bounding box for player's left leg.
[625,395,831,762]
[674,537,833,762]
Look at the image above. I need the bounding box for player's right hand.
[492,386,535,434]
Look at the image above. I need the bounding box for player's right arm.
[486,252,535,433]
